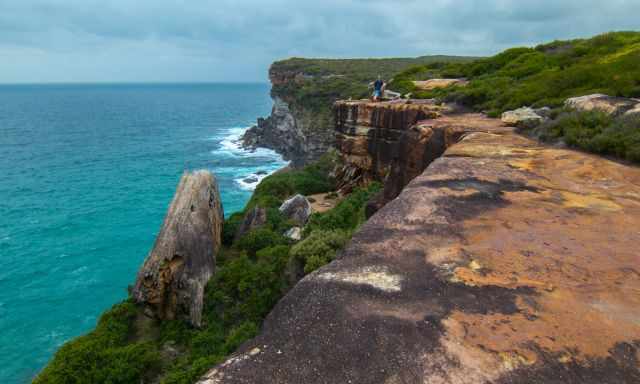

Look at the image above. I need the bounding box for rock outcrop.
[198,113,640,384]
[501,107,545,128]
[132,170,223,328]
[565,94,640,116]
[279,194,312,225]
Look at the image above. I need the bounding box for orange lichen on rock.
[439,132,640,366]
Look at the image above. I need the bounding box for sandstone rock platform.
[199,104,640,383]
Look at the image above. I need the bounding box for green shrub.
[290,230,350,274]
[391,31,640,114]
[34,302,162,384]
[235,228,287,257]
[247,152,337,210]
[305,182,381,235]
[222,212,244,246]
[205,247,290,326]
[538,111,640,162]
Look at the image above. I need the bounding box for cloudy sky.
[0,0,638,83]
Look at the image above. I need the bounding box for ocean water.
[0,83,287,383]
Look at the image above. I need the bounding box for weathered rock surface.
[501,107,545,128]
[279,194,312,225]
[413,78,469,90]
[198,116,640,383]
[234,206,267,241]
[334,99,448,192]
[565,94,640,116]
[132,170,223,328]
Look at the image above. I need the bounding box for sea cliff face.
[242,68,335,167]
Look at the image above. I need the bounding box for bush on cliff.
[304,182,381,235]
[534,110,640,163]
[290,230,350,274]
[34,302,162,384]
[392,31,640,115]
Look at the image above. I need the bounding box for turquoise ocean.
[0,83,287,383]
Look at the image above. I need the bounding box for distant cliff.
[242,56,477,167]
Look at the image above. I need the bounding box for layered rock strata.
[198,115,640,384]
[333,99,448,192]
[132,170,224,328]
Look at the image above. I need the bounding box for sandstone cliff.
[132,170,224,328]
[198,102,640,384]
[241,69,335,167]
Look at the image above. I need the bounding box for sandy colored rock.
[198,112,640,383]
[624,103,640,117]
[413,78,469,91]
[132,170,223,328]
[501,107,544,128]
[565,94,639,116]
[307,192,341,213]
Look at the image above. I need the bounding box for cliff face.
[334,100,446,192]
[198,105,640,384]
[334,100,507,211]
[132,170,224,328]
[242,69,335,167]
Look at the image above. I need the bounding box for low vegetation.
[35,155,381,384]
[532,110,640,163]
[391,31,640,116]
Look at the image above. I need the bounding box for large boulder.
[279,194,312,225]
[132,170,223,328]
[234,206,268,241]
[564,94,639,116]
[501,107,544,128]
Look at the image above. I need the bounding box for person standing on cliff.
[370,75,385,102]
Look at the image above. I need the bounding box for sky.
[0,0,639,83]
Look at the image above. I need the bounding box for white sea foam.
[211,125,289,191]
[235,171,273,191]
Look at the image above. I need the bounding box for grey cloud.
[0,0,638,82]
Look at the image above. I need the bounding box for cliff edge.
[199,103,640,383]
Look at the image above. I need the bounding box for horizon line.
[0,80,271,86]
